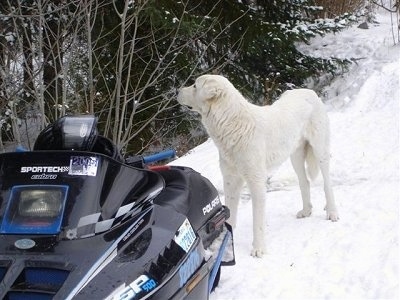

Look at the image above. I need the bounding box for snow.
[170,10,399,300]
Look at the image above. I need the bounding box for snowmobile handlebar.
[143,149,176,164]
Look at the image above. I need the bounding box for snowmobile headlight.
[0,185,68,235]
[19,189,62,217]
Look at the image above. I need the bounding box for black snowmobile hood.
[0,151,235,300]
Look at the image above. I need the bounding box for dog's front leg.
[220,160,244,228]
[247,178,267,258]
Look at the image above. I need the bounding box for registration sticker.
[69,156,98,176]
[174,218,196,253]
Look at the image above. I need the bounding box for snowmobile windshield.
[34,115,99,152]
[0,151,163,238]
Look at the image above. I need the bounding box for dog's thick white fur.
[177,74,338,257]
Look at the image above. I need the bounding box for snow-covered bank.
[171,10,399,300]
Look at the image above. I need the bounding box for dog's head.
[177,74,230,115]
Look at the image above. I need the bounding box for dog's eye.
[193,84,196,89]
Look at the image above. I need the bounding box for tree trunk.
[42,3,63,122]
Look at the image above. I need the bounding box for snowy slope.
[170,10,399,300]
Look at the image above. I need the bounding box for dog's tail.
[305,142,320,181]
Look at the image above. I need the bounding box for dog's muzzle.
[183,105,193,110]
[177,91,193,110]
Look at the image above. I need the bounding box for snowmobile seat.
[154,167,190,216]
[154,166,220,231]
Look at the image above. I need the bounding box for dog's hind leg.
[291,145,312,218]
[319,157,339,221]
[308,133,339,221]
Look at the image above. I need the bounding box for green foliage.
[184,0,354,104]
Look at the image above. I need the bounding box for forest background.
[0,0,398,156]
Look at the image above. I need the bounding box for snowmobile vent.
[0,266,7,281]
[0,260,11,282]
[148,241,186,282]
[5,267,69,300]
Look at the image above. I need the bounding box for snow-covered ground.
[170,10,399,300]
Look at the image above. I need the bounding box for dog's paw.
[250,247,265,258]
[327,211,339,222]
[296,209,312,218]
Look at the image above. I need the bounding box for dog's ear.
[201,78,222,101]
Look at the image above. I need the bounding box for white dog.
[177,74,338,257]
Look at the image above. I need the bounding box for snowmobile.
[0,115,235,300]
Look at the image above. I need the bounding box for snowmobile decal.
[202,196,221,215]
[106,274,157,300]
[30,174,58,180]
[179,249,201,287]
[20,166,69,173]
[65,202,150,240]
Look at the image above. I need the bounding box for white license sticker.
[69,156,98,176]
[174,218,196,253]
